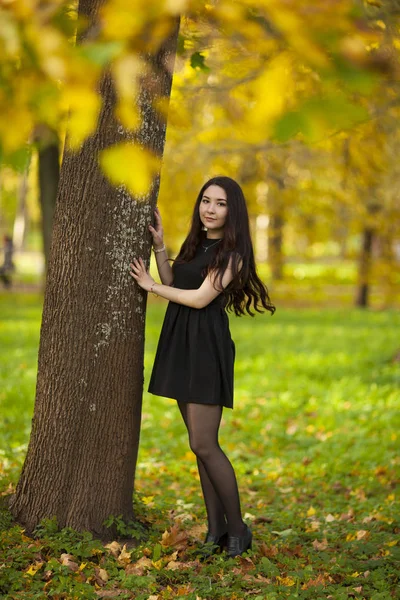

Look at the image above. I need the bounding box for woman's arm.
[130,256,235,309]
[149,207,173,286]
[153,246,173,286]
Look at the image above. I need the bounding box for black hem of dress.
[147,389,233,409]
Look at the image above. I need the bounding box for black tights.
[177,401,246,537]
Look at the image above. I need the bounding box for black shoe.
[204,530,228,548]
[196,530,228,559]
[226,524,252,557]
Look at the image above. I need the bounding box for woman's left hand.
[129,258,155,292]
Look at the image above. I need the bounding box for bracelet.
[153,244,165,254]
[150,282,158,297]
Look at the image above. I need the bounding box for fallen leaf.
[253,516,273,524]
[187,524,207,540]
[259,542,278,557]
[176,585,195,596]
[307,520,321,531]
[60,554,79,572]
[271,528,293,537]
[312,538,328,550]
[94,567,109,586]
[161,523,189,548]
[325,513,335,522]
[256,574,272,583]
[356,530,369,540]
[25,561,44,576]
[164,551,178,562]
[165,560,182,570]
[236,556,254,570]
[302,573,332,589]
[117,544,132,565]
[104,541,121,557]
[125,556,152,575]
[339,508,354,521]
[276,575,296,586]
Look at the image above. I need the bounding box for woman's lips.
[205,217,216,221]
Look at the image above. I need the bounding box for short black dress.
[148,236,236,409]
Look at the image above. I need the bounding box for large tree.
[9,0,180,539]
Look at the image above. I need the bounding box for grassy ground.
[0,293,399,599]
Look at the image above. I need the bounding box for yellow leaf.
[307,506,316,517]
[115,98,140,129]
[78,562,87,571]
[142,495,155,505]
[100,143,160,197]
[276,575,296,586]
[112,54,142,99]
[63,87,101,150]
[117,543,132,565]
[26,562,44,576]
[165,0,189,14]
[152,558,164,570]
[387,540,398,547]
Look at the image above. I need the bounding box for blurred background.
[0,0,399,309]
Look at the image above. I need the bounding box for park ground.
[0,288,399,599]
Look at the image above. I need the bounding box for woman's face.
[199,185,228,238]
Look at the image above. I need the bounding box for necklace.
[202,239,222,252]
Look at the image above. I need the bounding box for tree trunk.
[355,227,374,308]
[13,163,31,250]
[37,126,60,272]
[9,1,180,539]
[268,212,284,280]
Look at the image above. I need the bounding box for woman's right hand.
[149,207,164,249]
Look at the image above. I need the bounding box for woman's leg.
[185,402,246,537]
[177,401,227,536]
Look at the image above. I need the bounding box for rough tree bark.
[9,1,180,539]
[37,125,60,272]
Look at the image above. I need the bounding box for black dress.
[148,236,236,409]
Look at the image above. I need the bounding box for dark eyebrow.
[202,195,227,201]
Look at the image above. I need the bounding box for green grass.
[1,293,399,599]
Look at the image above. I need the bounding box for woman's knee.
[188,436,216,461]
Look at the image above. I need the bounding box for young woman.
[130,176,275,558]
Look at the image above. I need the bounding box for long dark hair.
[175,176,275,317]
